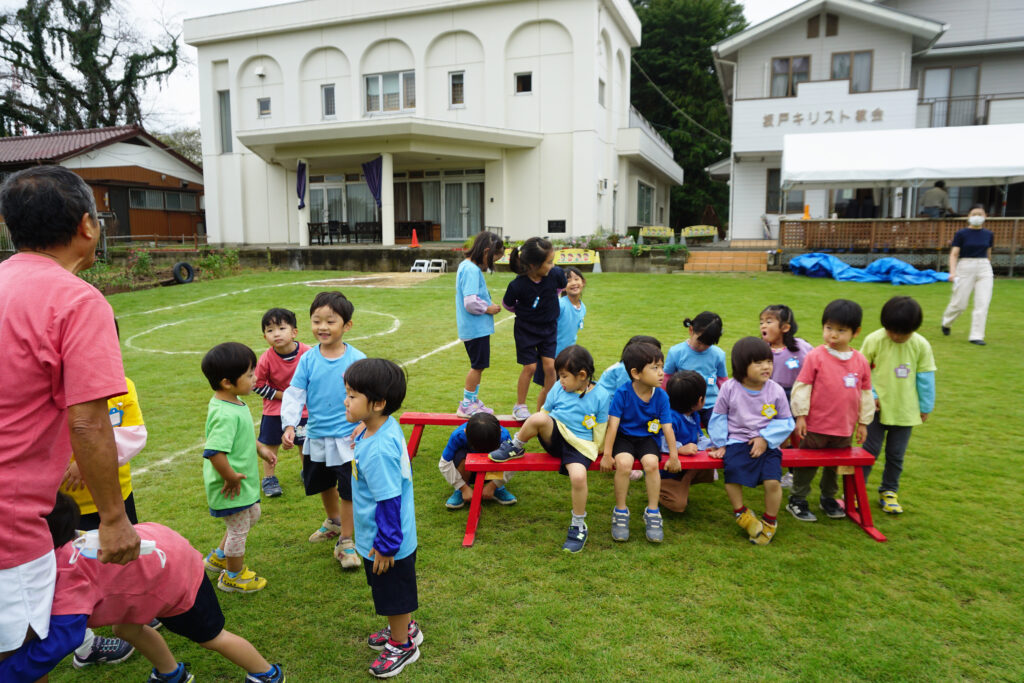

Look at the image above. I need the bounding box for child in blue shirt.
[596,335,661,396]
[659,370,715,514]
[438,413,515,510]
[490,345,610,553]
[455,231,504,418]
[281,291,366,570]
[601,342,679,543]
[344,359,420,679]
[664,311,728,427]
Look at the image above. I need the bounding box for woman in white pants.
[942,206,994,345]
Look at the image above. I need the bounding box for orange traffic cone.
[410,229,420,248]
[802,204,810,220]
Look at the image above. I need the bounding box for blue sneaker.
[492,486,517,505]
[489,439,525,463]
[445,490,465,509]
[245,663,285,682]
[562,523,588,553]
[147,662,193,683]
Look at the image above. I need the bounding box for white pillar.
[297,158,310,247]
[381,152,395,246]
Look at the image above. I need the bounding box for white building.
[184,0,683,247]
[711,0,1024,239]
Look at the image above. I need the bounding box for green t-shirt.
[860,329,936,426]
[203,397,260,512]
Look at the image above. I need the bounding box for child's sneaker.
[217,567,267,593]
[786,498,818,522]
[643,509,664,543]
[562,523,588,553]
[735,508,764,540]
[245,663,285,682]
[204,549,227,573]
[369,640,420,678]
[780,472,794,489]
[492,486,517,505]
[488,439,525,463]
[73,635,135,667]
[751,518,778,545]
[445,490,465,509]
[334,537,361,570]
[147,662,194,683]
[512,403,531,421]
[308,518,342,542]
[879,490,903,514]
[368,620,424,651]
[820,496,847,519]
[611,508,630,542]
[261,475,283,498]
[457,399,494,418]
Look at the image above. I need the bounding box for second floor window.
[365,71,415,114]
[771,56,809,98]
[257,97,271,118]
[832,51,872,93]
[449,72,464,107]
[217,90,232,153]
[322,84,336,118]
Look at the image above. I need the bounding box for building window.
[832,51,872,92]
[217,90,232,153]
[129,189,164,210]
[637,182,654,225]
[826,13,839,36]
[515,72,532,94]
[449,71,464,107]
[598,78,606,106]
[365,71,415,113]
[771,56,810,98]
[164,192,198,211]
[321,84,336,118]
[547,220,566,233]
[807,15,819,38]
[257,97,271,118]
[766,169,804,214]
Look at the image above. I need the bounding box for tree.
[630,0,746,228]
[156,127,202,166]
[0,0,180,135]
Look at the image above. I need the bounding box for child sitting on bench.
[438,413,515,510]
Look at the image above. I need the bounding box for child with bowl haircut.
[438,413,515,510]
[659,370,714,514]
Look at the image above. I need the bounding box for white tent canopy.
[781,123,1024,190]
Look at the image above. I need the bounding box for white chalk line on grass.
[131,438,205,478]
[400,315,512,367]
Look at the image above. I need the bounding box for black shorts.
[258,415,307,447]
[363,549,418,616]
[301,455,352,501]
[159,574,225,644]
[612,433,661,461]
[539,425,592,476]
[78,492,138,531]
[463,337,490,371]
[514,324,556,366]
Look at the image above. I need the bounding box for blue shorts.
[364,549,418,616]
[463,337,490,370]
[722,442,782,488]
[258,415,307,447]
[159,574,224,644]
[514,323,556,366]
[301,455,352,501]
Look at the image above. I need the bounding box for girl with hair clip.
[759,305,814,403]
[502,237,567,420]
[663,311,728,427]
[455,231,505,418]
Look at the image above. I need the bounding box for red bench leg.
[463,475,486,547]
[843,470,887,542]
[406,424,424,460]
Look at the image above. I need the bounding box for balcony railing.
[778,217,1022,251]
[628,105,674,156]
[919,92,1024,127]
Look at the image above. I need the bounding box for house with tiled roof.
[0,125,205,239]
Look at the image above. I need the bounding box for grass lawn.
[52,269,1024,682]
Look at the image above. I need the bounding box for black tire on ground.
[172,262,195,284]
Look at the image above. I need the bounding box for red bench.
[460,448,885,547]
[398,411,523,459]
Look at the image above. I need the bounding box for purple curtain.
[296,161,307,209]
[362,156,383,208]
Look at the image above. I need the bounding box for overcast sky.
[2,0,806,132]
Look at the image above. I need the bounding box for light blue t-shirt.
[455,260,495,341]
[543,382,610,441]
[609,383,673,437]
[289,343,366,438]
[555,297,586,356]
[352,417,417,561]
[596,362,630,395]
[664,342,728,408]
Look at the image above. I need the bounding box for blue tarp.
[788,253,949,285]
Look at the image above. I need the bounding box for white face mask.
[968,215,985,227]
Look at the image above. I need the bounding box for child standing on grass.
[455,231,505,418]
[664,312,728,427]
[200,343,274,594]
[659,370,714,514]
[596,335,662,395]
[708,337,795,545]
[344,359,421,678]
[489,345,610,553]
[787,300,875,523]
[533,266,586,388]
[860,296,936,514]
[601,342,680,543]
[281,291,366,570]
[253,308,311,498]
[438,413,516,510]
[503,237,567,419]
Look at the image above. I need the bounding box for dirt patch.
[304,272,442,289]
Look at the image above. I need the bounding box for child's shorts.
[363,549,418,616]
[258,415,307,447]
[612,433,661,461]
[159,574,225,644]
[513,324,556,366]
[722,442,782,487]
[301,454,352,501]
[538,426,592,476]
[463,336,490,371]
